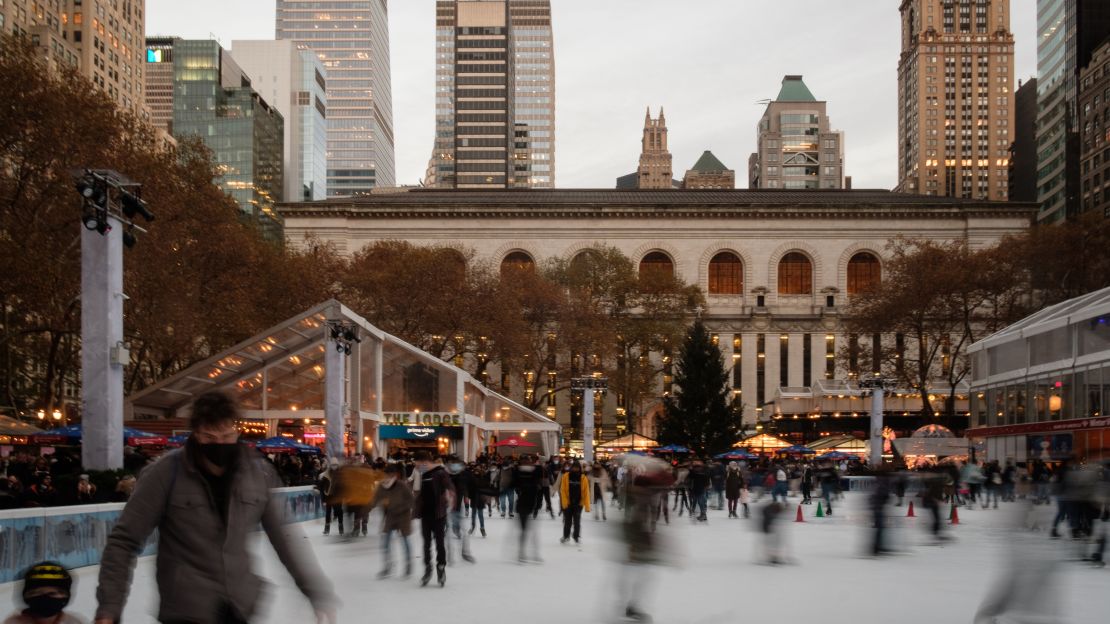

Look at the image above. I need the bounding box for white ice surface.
[3,493,1108,623]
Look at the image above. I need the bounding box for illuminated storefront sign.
[378,425,463,441]
[383,412,462,427]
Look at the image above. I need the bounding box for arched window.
[847,252,881,295]
[500,251,535,275]
[777,252,813,295]
[639,251,674,279]
[708,251,743,295]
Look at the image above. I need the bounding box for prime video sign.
[378,425,464,441]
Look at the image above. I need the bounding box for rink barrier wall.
[0,486,322,584]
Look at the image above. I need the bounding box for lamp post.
[571,376,608,464]
[859,375,896,466]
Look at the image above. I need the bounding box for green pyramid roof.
[775,75,816,102]
[691,150,729,172]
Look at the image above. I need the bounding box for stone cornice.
[277,203,1037,221]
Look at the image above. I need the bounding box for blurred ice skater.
[513,454,544,563]
[973,502,1068,624]
[615,456,675,623]
[94,391,336,624]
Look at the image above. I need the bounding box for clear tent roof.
[127,300,558,430]
[972,285,1110,351]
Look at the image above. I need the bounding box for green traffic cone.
[815,501,824,518]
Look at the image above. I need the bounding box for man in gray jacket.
[94,391,336,624]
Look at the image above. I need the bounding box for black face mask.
[199,443,240,470]
[25,594,68,618]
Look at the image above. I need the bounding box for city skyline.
[148,0,1038,190]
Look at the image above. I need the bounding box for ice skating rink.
[3,493,1108,623]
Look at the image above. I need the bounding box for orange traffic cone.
[906,501,915,517]
[949,503,960,525]
[795,504,805,523]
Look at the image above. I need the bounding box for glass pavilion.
[126,300,560,459]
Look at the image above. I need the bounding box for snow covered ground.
[3,493,1108,623]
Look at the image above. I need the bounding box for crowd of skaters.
[3,388,1109,623]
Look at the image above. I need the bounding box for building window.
[777,252,813,295]
[780,334,789,388]
[500,250,535,275]
[639,251,674,280]
[708,251,743,295]
[847,252,882,295]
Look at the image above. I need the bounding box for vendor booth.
[126,300,561,461]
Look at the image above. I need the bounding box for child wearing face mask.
[4,562,85,624]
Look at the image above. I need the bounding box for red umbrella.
[492,436,536,448]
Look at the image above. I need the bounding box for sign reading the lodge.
[378,425,464,441]
[380,412,464,440]
[383,412,462,427]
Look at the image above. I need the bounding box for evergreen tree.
[657,320,743,456]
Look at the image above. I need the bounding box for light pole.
[571,376,608,464]
[859,375,896,466]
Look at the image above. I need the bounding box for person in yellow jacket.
[558,461,591,544]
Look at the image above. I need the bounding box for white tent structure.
[127,301,560,460]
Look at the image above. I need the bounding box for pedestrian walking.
[772,463,789,504]
[816,460,837,516]
[446,456,476,564]
[369,463,414,579]
[759,501,787,565]
[725,462,743,518]
[672,463,690,516]
[513,455,544,563]
[710,461,726,510]
[413,451,454,587]
[558,461,590,544]
[469,463,492,538]
[800,464,813,505]
[687,459,709,522]
[615,457,675,622]
[534,459,556,520]
[498,458,516,519]
[94,391,335,624]
[869,469,894,556]
[318,458,344,536]
[591,463,610,521]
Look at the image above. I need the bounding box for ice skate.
[436,563,446,587]
[421,565,432,587]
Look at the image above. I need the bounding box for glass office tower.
[171,40,284,241]
[277,0,396,195]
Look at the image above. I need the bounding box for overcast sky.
[147,0,1038,189]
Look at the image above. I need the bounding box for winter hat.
[22,562,72,599]
[328,457,339,468]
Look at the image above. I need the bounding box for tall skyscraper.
[637,107,673,189]
[508,0,555,188]
[3,0,145,114]
[426,0,555,189]
[144,36,178,134]
[897,0,1015,201]
[1079,39,1110,217]
[1008,77,1038,203]
[749,75,845,190]
[276,0,395,194]
[171,40,284,241]
[1034,0,1110,222]
[232,40,329,202]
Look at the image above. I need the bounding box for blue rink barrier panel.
[0,486,322,584]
